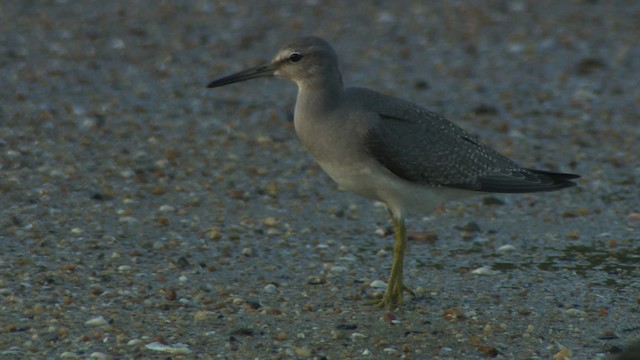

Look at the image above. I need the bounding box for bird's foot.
[366,284,415,308]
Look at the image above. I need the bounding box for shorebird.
[207,36,579,308]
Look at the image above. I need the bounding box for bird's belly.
[316,160,474,217]
[316,161,382,200]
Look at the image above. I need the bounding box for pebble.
[264,284,278,293]
[263,217,278,227]
[330,265,347,273]
[145,342,193,354]
[472,266,499,276]
[294,347,311,357]
[383,347,400,355]
[85,316,108,326]
[564,308,587,317]
[472,237,490,245]
[370,280,387,288]
[497,244,516,252]
[553,347,571,360]
[119,216,139,224]
[159,204,175,212]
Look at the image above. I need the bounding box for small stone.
[263,217,278,227]
[164,288,177,301]
[553,347,571,360]
[336,324,358,330]
[457,221,482,232]
[407,231,438,242]
[383,347,399,355]
[294,347,311,357]
[159,205,175,212]
[330,265,347,273]
[564,308,586,317]
[85,316,108,326]
[208,226,222,240]
[145,342,192,354]
[472,266,499,275]
[497,244,516,252]
[119,216,139,224]
[306,276,326,285]
[442,307,465,321]
[127,339,142,346]
[264,284,277,293]
[370,280,387,288]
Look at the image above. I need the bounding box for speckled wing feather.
[359,89,579,192]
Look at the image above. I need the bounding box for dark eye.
[288,52,303,63]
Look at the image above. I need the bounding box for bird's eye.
[288,52,303,63]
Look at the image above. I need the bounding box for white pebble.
[90,352,108,359]
[471,266,499,276]
[127,339,142,346]
[110,38,125,49]
[119,216,139,224]
[564,308,587,317]
[330,265,347,273]
[145,342,192,354]
[85,316,108,326]
[120,169,135,178]
[497,244,516,252]
[383,347,399,355]
[472,237,489,245]
[264,284,277,293]
[159,205,175,212]
[370,280,387,289]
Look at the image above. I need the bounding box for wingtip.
[527,169,581,181]
[522,169,581,192]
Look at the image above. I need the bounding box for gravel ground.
[1,1,639,359]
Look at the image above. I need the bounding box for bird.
[206,36,580,308]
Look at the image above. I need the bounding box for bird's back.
[343,87,579,193]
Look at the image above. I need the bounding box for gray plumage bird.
[207,36,579,308]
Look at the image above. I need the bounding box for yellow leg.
[374,212,413,308]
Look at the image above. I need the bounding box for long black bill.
[207,63,276,88]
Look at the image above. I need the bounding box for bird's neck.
[295,74,344,114]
